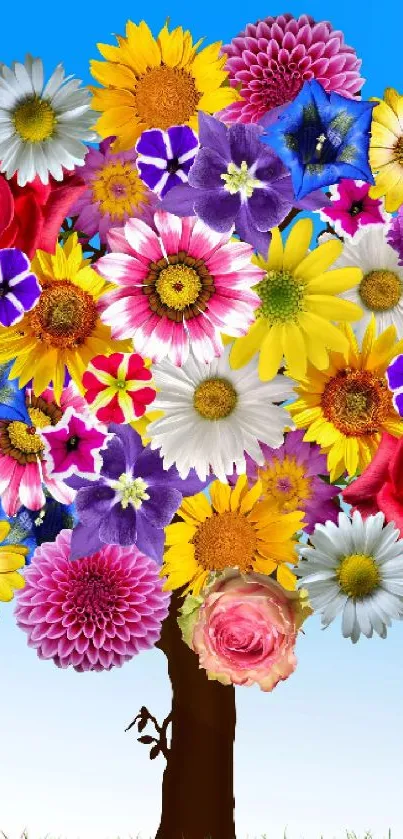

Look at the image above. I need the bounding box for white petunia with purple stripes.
[136,125,199,198]
[0,247,41,327]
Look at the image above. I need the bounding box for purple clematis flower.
[160,112,328,254]
[0,248,40,327]
[68,423,210,565]
[136,126,199,198]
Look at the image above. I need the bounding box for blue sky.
[1,0,403,837]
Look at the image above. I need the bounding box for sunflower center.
[91,161,147,219]
[29,280,98,348]
[194,377,237,420]
[221,160,261,198]
[7,421,43,455]
[255,270,304,323]
[393,136,403,165]
[13,96,56,143]
[134,65,200,130]
[336,553,380,598]
[321,369,392,437]
[257,456,312,513]
[359,269,402,312]
[110,473,150,510]
[192,510,257,572]
[155,264,201,310]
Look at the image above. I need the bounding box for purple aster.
[70,137,160,244]
[160,112,328,254]
[228,430,339,533]
[135,126,199,198]
[0,248,40,327]
[387,207,403,267]
[67,423,210,565]
[386,354,403,416]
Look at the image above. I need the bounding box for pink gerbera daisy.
[96,211,263,365]
[0,383,91,516]
[70,137,159,244]
[82,353,156,424]
[15,530,171,672]
[319,180,387,238]
[220,13,364,125]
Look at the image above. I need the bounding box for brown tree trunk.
[155,588,236,839]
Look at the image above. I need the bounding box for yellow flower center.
[7,421,43,455]
[28,395,63,427]
[110,474,150,510]
[134,65,200,129]
[258,456,312,513]
[155,264,202,311]
[359,269,402,312]
[91,161,147,220]
[29,280,98,349]
[336,553,380,598]
[321,369,392,437]
[13,96,56,143]
[393,136,403,165]
[255,270,305,323]
[193,378,237,420]
[192,510,257,572]
[221,160,261,198]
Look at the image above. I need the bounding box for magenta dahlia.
[219,13,364,125]
[15,530,170,672]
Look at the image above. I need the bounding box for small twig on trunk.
[125,706,172,761]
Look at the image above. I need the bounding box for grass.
[0,831,394,839]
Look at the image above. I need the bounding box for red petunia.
[82,353,156,424]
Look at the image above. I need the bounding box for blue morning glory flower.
[135,125,199,197]
[0,495,76,564]
[0,248,40,327]
[263,80,376,200]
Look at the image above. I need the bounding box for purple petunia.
[160,112,328,254]
[0,248,40,327]
[387,206,403,267]
[386,354,403,416]
[68,423,209,565]
[135,125,199,197]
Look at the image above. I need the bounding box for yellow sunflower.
[0,521,27,602]
[0,234,130,402]
[229,219,363,381]
[288,316,403,481]
[369,87,403,212]
[90,20,240,151]
[161,475,305,596]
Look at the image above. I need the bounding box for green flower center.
[221,160,261,198]
[336,553,380,598]
[255,270,305,323]
[111,474,150,510]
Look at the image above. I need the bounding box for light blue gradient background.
[1,1,403,836]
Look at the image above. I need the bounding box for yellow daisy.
[0,521,27,602]
[0,234,130,402]
[369,87,403,212]
[90,19,240,151]
[288,316,403,481]
[229,219,363,381]
[161,475,305,596]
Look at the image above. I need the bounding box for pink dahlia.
[220,13,364,125]
[96,211,263,365]
[15,530,171,672]
[70,137,159,244]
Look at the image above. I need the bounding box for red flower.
[0,171,85,259]
[82,352,156,424]
[343,433,403,534]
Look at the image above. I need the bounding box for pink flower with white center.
[70,137,160,244]
[82,353,157,424]
[15,530,171,672]
[219,13,364,125]
[41,408,109,480]
[96,211,263,366]
[319,180,388,238]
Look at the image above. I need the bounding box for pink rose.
[188,570,311,692]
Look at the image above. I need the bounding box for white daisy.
[295,510,403,643]
[0,55,97,187]
[147,345,295,482]
[334,225,403,340]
